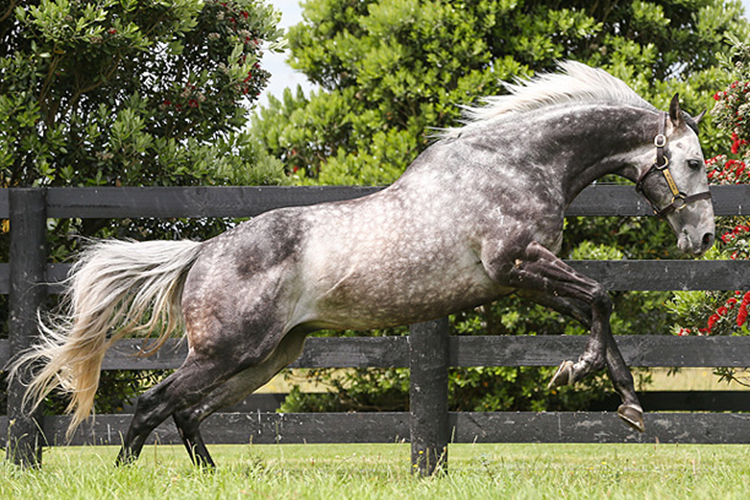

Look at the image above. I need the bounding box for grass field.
[1,442,750,499]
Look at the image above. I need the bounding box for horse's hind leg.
[115,351,240,465]
[116,320,292,465]
[490,241,643,431]
[172,329,308,468]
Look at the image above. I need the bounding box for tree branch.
[66,52,123,115]
[1,0,20,24]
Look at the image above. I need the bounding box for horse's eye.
[687,159,703,170]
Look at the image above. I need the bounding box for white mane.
[440,61,655,139]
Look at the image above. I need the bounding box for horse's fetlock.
[590,284,612,313]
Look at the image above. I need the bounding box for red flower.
[188,99,199,108]
[731,132,742,154]
[708,314,720,330]
[718,306,729,316]
[738,304,749,327]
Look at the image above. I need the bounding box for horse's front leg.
[485,240,644,432]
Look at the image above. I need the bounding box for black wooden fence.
[3,185,750,472]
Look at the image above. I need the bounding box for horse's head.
[634,95,715,256]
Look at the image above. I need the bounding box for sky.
[257,0,314,106]
[259,0,750,106]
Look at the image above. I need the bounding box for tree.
[1,0,292,257]
[253,0,750,413]
[255,0,747,184]
[1,0,285,189]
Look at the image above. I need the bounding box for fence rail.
[2,334,750,371]
[1,184,750,219]
[2,185,750,472]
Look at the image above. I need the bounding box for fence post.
[409,317,450,476]
[7,188,47,467]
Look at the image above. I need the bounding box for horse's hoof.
[548,360,575,388]
[617,403,645,432]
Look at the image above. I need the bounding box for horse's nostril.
[702,232,715,250]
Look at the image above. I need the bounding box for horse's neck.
[537,105,655,206]
[402,105,655,206]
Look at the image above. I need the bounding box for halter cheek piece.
[635,112,712,218]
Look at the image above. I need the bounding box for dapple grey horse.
[13,62,715,467]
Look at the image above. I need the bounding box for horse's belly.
[306,260,511,330]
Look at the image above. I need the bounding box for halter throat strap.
[635,112,712,218]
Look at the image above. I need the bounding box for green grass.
[1,443,750,499]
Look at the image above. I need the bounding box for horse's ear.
[693,109,707,124]
[669,93,683,127]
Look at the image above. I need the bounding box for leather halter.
[635,112,712,218]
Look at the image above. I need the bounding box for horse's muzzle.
[678,228,714,257]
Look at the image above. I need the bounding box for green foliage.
[1,0,286,188]
[41,370,170,415]
[280,368,411,412]
[0,0,291,256]
[253,0,749,185]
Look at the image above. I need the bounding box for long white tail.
[9,239,203,438]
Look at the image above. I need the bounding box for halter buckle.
[654,134,667,148]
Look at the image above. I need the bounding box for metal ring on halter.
[670,193,687,211]
[654,155,669,169]
[654,134,667,148]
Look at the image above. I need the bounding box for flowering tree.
[0,0,285,189]
[669,35,750,342]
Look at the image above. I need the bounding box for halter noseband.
[635,112,712,218]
